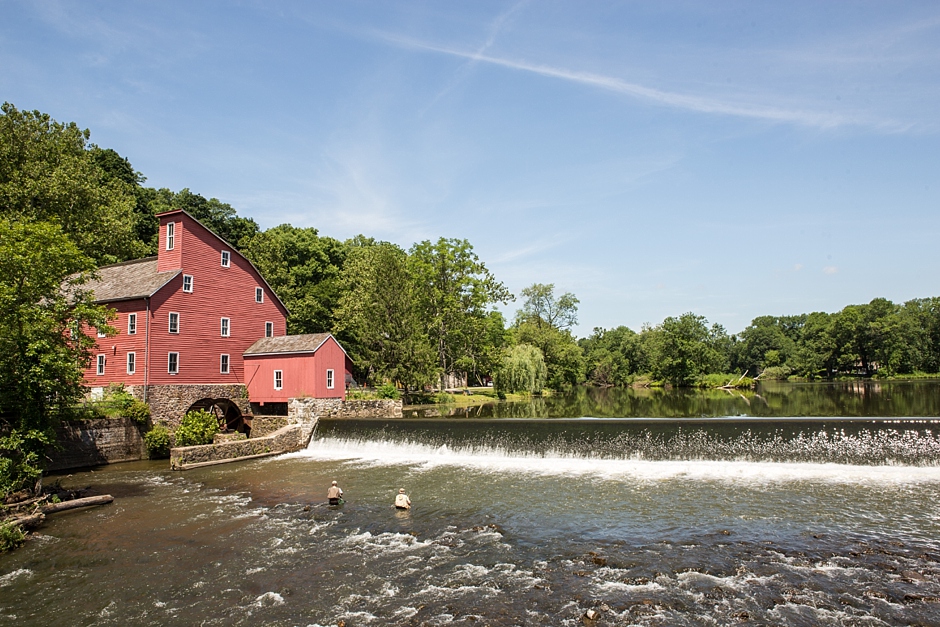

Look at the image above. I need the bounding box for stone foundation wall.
[131,384,249,426]
[170,424,304,470]
[288,398,402,421]
[47,417,146,471]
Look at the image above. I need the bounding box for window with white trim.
[255,287,263,303]
[168,352,179,374]
[221,250,230,267]
[127,352,136,375]
[265,321,273,338]
[96,354,106,376]
[169,312,180,334]
[274,370,283,390]
[97,327,106,338]
[326,369,334,389]
[183,274,193,293]
[220,317,230,337]
[166,222,175,250]
[220,354,230,374]
[128,313,137,335]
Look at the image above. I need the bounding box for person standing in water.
[394,488,411,510]
[327,481,343,506]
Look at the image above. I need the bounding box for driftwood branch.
[40,495,113,515]
[5,513,45,529]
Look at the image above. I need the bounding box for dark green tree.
[646,313,729,386]
[335,242,435,388]
[790,311,836,379]
[513,283,585,388]
[241,224,348,335]
[91,147,161,253]
[580,326,645,386]
[0,219,114,496]
[409,238,512,390]
[0,103,146,264]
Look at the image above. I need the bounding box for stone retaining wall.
[250,415,289,438]
[47,417,146,471]
[170,424,305,470]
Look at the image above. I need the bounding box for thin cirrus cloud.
[372,31,906,132]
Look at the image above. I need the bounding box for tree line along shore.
[3,102,940,540]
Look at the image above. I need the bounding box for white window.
[274,370,283,390]
[166,222,175,250]
[326,369,334,389]
[220,354,230,374]
[127,352,136,375]
[220,317,230,337]
[97,328,106,338]
[255,287,263,303]
[96,354,106,376]
[128,313,137,335]
[221,250,230,267]
[183,274,193,293]
[265,321,273,338]
[168,352,179,374]
[169,312,179,334]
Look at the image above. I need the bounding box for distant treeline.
[579,298,940,386]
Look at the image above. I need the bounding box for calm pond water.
[407,380,940,419]
[2,382,940,626]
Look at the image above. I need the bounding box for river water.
[3,383,940,626]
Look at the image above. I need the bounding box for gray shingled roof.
[85,257,180,303]
[244,333,345,357]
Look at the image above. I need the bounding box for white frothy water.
[0,569,32,587]
[284,436,940,484]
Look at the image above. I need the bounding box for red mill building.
[81,210,348,429]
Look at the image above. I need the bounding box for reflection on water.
[407,380,940,418]
[3,387,940,626]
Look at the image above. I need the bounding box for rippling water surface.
[3,415,940,626]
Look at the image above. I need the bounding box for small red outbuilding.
[243,333,352,404]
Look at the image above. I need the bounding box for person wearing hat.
[394,488,411,510]
[327,481,344,506]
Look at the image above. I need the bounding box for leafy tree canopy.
[519,283,579,330]
[241,224,347,334]
[0,103,146,264]
[410,238,512,389]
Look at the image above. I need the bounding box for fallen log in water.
[40,494,113,515]
[5,513,45,529]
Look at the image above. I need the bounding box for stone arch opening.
[185,398,249,435]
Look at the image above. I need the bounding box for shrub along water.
[173,410,220,447]
[144,424,171,458]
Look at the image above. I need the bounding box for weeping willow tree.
[495,344,547,395]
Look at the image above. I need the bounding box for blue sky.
[3,1,939,336]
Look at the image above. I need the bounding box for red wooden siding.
[244,337,348,404]
[82,299,150,386]
[157,219,182,272]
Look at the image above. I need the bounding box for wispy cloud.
[823,266,838,275]
[488,236,565,264]
[375,31,904,131]
[422,0,530,114]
